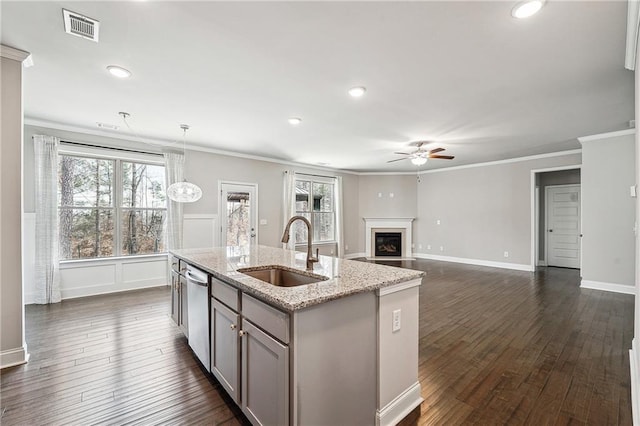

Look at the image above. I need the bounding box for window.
[294,176,335,244]
[58,150,166,260]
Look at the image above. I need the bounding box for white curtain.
[33,135,61,304]
[282,170,296,250]
[335,176,344,258]
[164,152,184,250]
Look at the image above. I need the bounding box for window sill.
[294,241,337,247]
[59,253,168,267]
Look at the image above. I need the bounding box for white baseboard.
[60,279,168,301]
[0,345,29,369]
[630,339,640,426]
[344,252,366,259]
[376,381,423,426]
[580,280,635,295]
[413,253,533,272]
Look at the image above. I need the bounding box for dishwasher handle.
[186,270,208,286]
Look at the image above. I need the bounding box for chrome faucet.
[281,215,319,271]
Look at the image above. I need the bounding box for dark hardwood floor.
[0,259,634,425]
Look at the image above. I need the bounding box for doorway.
[545,184,581,268]
[219,182,258,248]
[531,167,581,270]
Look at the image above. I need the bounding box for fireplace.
[375,232,402,257]
[363,217,414,259]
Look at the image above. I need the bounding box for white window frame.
[58,143,166,261]
[294,174,337,245]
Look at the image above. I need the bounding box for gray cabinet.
[211,298,240,402]
[210,278,290,426]
[170,256,187,336]
[179,274,188,336]
[241,319,289,426]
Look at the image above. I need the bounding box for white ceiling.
[1,1,634,172]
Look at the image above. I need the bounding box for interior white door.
[220,183,257,248]
[546,184,581,269]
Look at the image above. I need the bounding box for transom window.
[294,175,336,244]
[58,148,166,260]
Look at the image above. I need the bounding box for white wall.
[1,47,28,368]
[414,152,582,269]
[580,131,636,290]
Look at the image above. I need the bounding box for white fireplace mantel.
[363,217,415,259]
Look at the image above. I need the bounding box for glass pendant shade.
[411,156,428,166]
[167,179,202,203]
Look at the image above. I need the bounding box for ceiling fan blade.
[429,155,455,160]
[393,152,411,155]
[387,157,409,163]
[428,147,445,154]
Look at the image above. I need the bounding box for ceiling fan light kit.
[411,157,428,166]
[388,141,455,166]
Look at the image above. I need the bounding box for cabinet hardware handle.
[239,330,247,337]
[230,324,237,330]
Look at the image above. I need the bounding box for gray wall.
[581,133,635,286]
[23,125,361,257]
[357,174,417,254]
[1,53,26,367]
[537,169,581,262]
[414,153,582,267]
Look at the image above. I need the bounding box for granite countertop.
[170,245,424,311]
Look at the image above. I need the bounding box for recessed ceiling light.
[348,86,366,98]
[511,0,544,19]
[288,117,302,125]
[107,65,131,78]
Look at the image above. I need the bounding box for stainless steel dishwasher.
[186,264,210,372]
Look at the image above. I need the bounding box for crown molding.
[24,117,359,175]
[625,0,640,71]
[0,45,32,65]
[578,128,635,144]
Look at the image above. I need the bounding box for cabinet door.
[170,270,180,326]
[241,319,289,426]
[179,274,188,337]
[211,298,240,403]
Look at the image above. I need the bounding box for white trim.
[0,345,29,370]
[578,129,636,143]
[0,45,30,62]
[61,282,167,300]
[580,280,635,295]
[344,252,365,259]
[529,165,582,271]
[377,278,422,296]
[375,381,423,426]
[417,149,582,175]
[59,142,164,165]
[60,253,168,267]
[25,118,360,175]
[625,0,640,70]
[630,339,640,426]
[366,257,416,261]
[414,253,533,272]
[364,218,415,258]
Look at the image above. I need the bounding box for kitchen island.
[171,245,424,426]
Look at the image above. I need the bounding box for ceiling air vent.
[63,9,99,42]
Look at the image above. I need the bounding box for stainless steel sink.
[237,265,329,287]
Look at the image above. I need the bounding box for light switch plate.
[259,219,267,225]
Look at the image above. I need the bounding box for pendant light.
[167,124,202,203]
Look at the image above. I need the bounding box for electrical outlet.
[389,192,394,198]
[392,309,401,332]
[436,219,441,225]
[259,219,267,225]
[440,246,444,252]
[345,244,349,251]
[418,244,423,249]
[427,244,431,250]
[377,192,383,198]
[330,249,334,255]
[504,251,509,258]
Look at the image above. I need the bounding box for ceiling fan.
[387,141,455,166]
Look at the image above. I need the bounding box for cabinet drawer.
[212,277,239,311]
[242,294,290,344]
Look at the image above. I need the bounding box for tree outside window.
[58,154,166,260]
[294,178,335,244]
